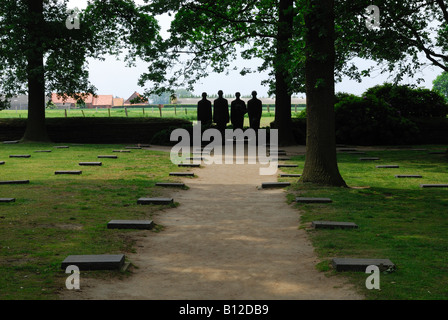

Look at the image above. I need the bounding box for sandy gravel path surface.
[61,147,363,300]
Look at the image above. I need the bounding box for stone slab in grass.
[338,148,358,152]
[98,155,118,159]
[395,175,422,178]
[137,197,174,205]
[376,165,399,168]
[261,182,291,189]
[0,198,15,203]
[170,172,195,177]
[3,140,19,144]
[107,220,154,230]
[79,162,102,166]
[54,146,69,149]
[312,221,358,229]
[55,171,82,175]
[0,180,30,185]
[9,155,31,158]
[346,152,367,155]
[280,174,302,177]
[296,197,332,203]
[61,254,125,271]
[359,157,380,161]
[34,150,52,153]
[332,258,395,272]
[278,164,298,168]
[113,150,131,153]
[156,182,186,188]
[420,184,448,188]
[178,163,200,168]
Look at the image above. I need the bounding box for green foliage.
[334,93,420,145]
[433,71,448,102]
[365,83,448,118]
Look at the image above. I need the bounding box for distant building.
[124,92,148,105]
[51,93,114,108]
[113,98,124,107]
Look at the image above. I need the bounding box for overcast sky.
[68,0,442,99]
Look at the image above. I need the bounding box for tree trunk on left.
[274,0,296,146]
[22,0,50,142]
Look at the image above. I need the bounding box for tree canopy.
[0,0,159,140]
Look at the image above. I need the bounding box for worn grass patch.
[0,142,187,299]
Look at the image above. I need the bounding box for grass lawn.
[0,142,191,299]
[0,107,305,129]
[280,146,448,300]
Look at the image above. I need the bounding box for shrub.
[334,93,420,145]
[364,83,448,118]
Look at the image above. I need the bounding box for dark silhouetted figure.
[247,90,263,131]
[197,92,212,126]
[213,90,229,137]
[231,92,247,130]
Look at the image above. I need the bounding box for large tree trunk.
[22,0,50,142]
[274,0,295,146]
[300,0,346,186]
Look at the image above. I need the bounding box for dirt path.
[61,148,363,300]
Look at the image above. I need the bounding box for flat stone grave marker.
[280,174,302,177]
[359,157,380,161]
[346,152,366,155]
[34,150,52,153]
[61,254,125,271]
[107,220,154,230]
[420,184,448,188]
[332,258,395,272]
[137,197,174,205]
[79,162,102,166]
[54,146,69,149]
[3,140,19,144]
[261,182,291,189]
[0,180,30,185]
[0,198,15,203]
[113,150,131,153]
[278,164,298,168]
[296,197,332,203]
[395,175,422,178]
[55,171,82,175]
[376,165,399,168]
[0,161,4,165]
[9,155,31,158]
[312,221,358,229]
[170,172,195,177]
[156,182,186,188]
[178,163,200,168]
[98,155,118,159]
